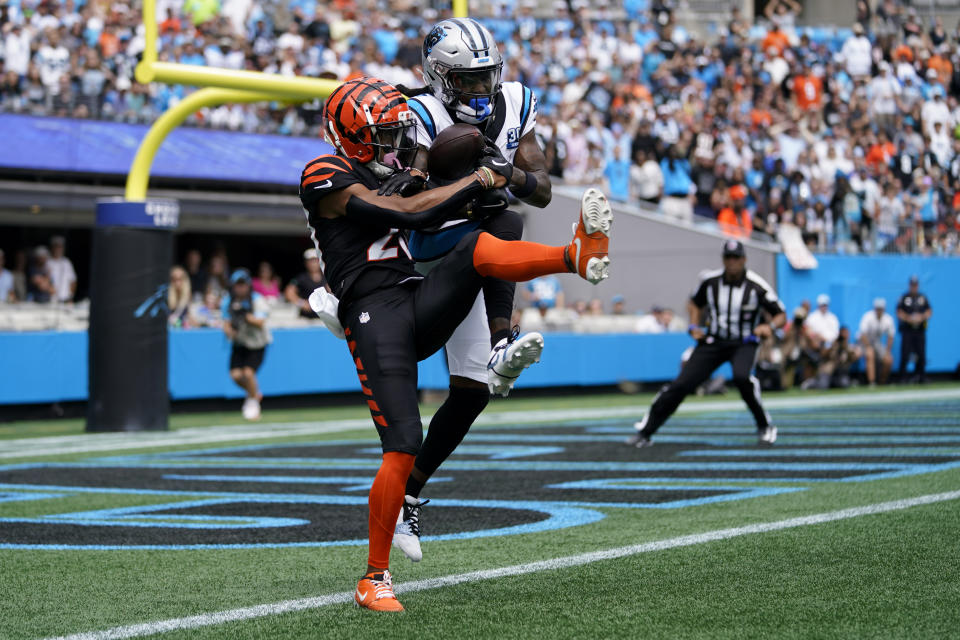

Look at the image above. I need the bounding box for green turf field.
[2,386,959,639]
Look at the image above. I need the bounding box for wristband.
[688,324,699,334]
[474,170,492,189]
[476,166,496,189]
[512,170,538,198]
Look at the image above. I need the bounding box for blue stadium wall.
[776,254,960,374]
[0,329,698,404]
[2,254,959,404]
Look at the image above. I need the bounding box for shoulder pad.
[300,155,358,194]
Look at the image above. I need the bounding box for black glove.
[477,138,514,181]
[377,168,427,197]
[466,187,510,220]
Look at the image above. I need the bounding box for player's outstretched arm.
[313,170,507,230]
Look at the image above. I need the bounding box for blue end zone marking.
[4,398,960,550]
[162,474,453,492]
[680,448,960,458]
[586,425,960,434]
[358,445,566,459]
[545,478,804,508]
[0,491,67,503]
[0,498,605,551]
[472,433,960,445]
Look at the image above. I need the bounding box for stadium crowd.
[4,1,960,255]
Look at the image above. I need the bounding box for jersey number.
[506,126,521,149]
[367,229,412,262]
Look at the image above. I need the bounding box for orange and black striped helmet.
[323,77,417,168]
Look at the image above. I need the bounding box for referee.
[626,240,786,447]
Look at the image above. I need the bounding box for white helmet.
[421,18,503,124]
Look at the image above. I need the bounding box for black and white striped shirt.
[691,269,785,341]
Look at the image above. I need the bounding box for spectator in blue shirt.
[661,145,694,224]
[524,275,564,311]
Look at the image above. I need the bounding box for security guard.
[896,275,932,383]
[626,240,787,447]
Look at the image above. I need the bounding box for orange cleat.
[566,188,612,284]
[354,570,405,612]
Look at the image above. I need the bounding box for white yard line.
[44,489,960,640]
[5,387,960,459]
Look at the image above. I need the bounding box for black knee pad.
[481,209,524,241]
[447,383,490,416]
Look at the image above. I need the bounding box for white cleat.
[569,188,613,284]
[393,495,428,562]
[487,331,545,397]
[758,425,778,445]
[241,397,261,421]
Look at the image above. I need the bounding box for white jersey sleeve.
[407,94,454,148]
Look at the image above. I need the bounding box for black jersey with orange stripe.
[298,154,420,302]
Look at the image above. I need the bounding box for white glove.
[308,287,345,340]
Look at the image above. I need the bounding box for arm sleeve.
[345,180,484,230]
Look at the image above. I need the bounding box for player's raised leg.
[570,188,613,284]
[470,188,613,285]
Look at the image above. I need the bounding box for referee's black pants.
[898,329,927,381]
[637,339,772,438]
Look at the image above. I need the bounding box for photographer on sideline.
[222,268,271,420]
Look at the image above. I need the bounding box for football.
[427,123,485,182]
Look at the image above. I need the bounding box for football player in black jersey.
[299,77,613,612]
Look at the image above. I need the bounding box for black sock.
[404,474,425,501]
[407,385,489,497]
[491,327,511,348]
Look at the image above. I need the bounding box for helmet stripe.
[332,81,370,135]
[471,19,489,50]
[449,18,477,52]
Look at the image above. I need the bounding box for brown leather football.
[426,123,485,181]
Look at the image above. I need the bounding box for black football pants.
[637,339,771,438]
[340,231,486,454]
[898,329,927,381]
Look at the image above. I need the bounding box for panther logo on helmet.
[323,77,418,176]
[423,25,446,57]
[421,18,504,125]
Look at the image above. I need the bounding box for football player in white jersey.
[386,17,609,562]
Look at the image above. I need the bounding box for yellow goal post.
[126,0,469,200]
